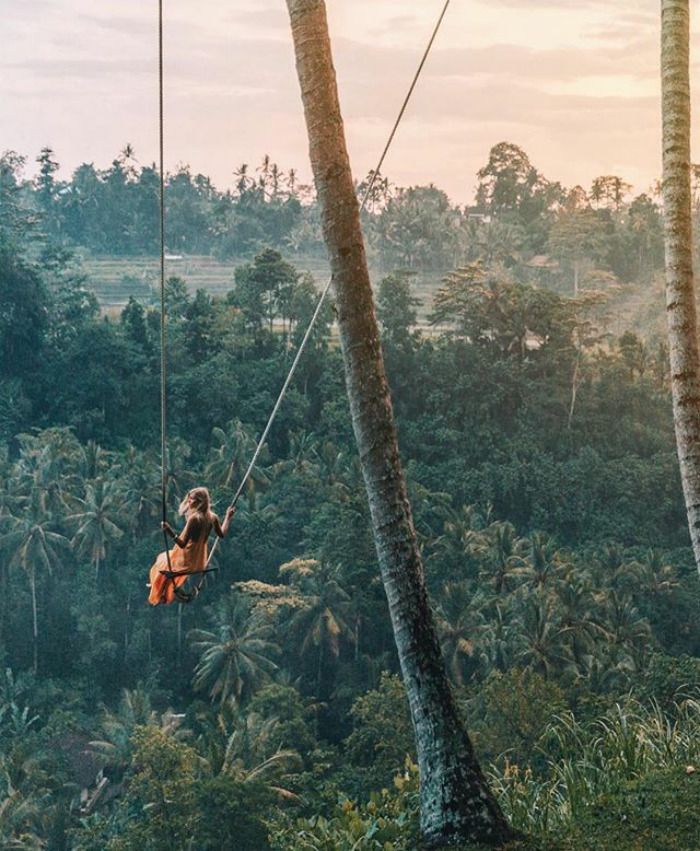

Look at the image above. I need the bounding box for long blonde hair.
[178,487,215,523]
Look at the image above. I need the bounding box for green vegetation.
[0,142,698,848]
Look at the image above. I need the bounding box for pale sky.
[2,0,697,204]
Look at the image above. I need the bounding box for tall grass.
[271,697,700,847]
[489,695,700,833]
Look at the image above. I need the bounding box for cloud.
[2,31,295,97]
[478,0,654,9]
[434,41,657,82]
[5,57,153,79]
[226,7,289,33]
[339,64,658,128]
[76,13,151,37]
[5,0,51,15]
[367,15,420,38]
[327,35,659,115]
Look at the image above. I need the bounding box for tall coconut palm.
[163,436,196,511]
[66,479,124,583]
[233,163,252,197]
[78,440,114,481]
[286,168,298,198]
[204,420,270,510]
[0,482,24,638]
[196,702,301,799]
[221,734,300,801]
[620,549,679,598]
[599,590,652,672]
[272,430,319,478]
[14,429,78,519]
[429,503,486,581]
[510,592,575,680]
[0,514,70,672]
[554,574,607,671]
[595,543,627,590]
[434,581,477,686]
[519,531,571,594]
[190,595,279,707]
[113,446,161,538]
[661,0,700,576]
[0,473,21,520]
[281,559,351,694]
[285,1,514,844]
[476,520,528,595]
[316,440,350,487]
[89,686,185,779]
[472,601,513,675]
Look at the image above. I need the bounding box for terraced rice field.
[81,254,258,305]
[79,253,447,326]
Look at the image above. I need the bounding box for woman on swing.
[148,487,236,605]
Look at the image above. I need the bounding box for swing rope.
[157,0,192,603]
[158,0,452,584]
[158,0,176,582]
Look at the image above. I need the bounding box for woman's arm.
[161,516,196,549]
[213,506,237,538]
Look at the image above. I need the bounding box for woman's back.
[181,513,212,570]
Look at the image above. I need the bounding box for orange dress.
[148,516,212,606]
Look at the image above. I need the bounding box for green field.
[78,252,447,325]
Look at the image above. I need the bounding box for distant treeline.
[2,142,672,284]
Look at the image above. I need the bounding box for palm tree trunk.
[177,603,183,660]
[662,0,700,575]
[124,591,131,666]
[0,566,7,643]
[284,1,513,844]
[30,569,38,674]
[568,351,581,430]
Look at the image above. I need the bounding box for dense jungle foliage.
[1,142,700,849]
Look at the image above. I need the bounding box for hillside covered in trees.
[1,137,700,849]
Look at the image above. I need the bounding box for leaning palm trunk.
[285,0,513,844]
[662,0,700,575]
